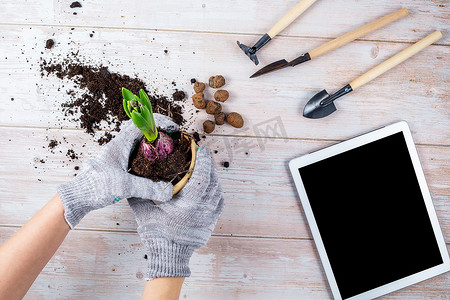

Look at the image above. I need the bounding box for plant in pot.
[122,87,197,195]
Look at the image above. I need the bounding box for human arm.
[0,194,70,300]
[58,117,177,229]
[0,114,178,299]
[142,277,185,300]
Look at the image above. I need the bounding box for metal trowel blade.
[303,90,337,119]
[250,59,289,78]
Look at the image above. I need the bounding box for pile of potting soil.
[40,57,186,145]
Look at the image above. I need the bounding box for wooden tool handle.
[350,30,442,90]
[309,8,408,59]
[267,0,317,38]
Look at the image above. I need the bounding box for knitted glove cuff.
[145,238,195,280]
[57,174,96,229]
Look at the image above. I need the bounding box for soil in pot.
[129,130,192,185]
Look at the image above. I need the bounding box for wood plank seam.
[0,125,448,147]
[0,23,448,47]
[0,223,314,240]
[2,225,449,245]
[0,225,318,243]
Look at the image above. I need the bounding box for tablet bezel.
[288,121,450,300]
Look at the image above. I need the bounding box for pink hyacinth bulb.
[139,138,157,161]
[156,132,174,160]
[139,132,174,162]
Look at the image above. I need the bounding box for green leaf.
[122,87,135,101]
[140,105,150,123]
[131,111,147,129]
[139,89,152,112]
[133,94,141,103]
[123,87,158,142]
[138,89,157,137]
[131,111,157,142]
[123,99,132,119]
[127,101,134,114]
[140,106,158,138]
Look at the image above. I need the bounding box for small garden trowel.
[303,30,442,119]
[237,0,317,65]
[250,8,408,78]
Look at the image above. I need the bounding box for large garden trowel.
[237,0,317,65]
[303,30,442,119]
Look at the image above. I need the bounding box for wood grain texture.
[350,31,443,89]
[0,127,448,240]
[1,0,449,44]
[0,227,448,299]
[0,25,449,145]
[0,0,449,298]
[308,8,409,59]
[267,0,318,38]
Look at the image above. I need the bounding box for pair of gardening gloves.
[58,114,224,279]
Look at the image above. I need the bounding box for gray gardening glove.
[58,114,179,229]
[128,146,224,279]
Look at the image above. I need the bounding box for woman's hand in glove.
[58,114,179,229]
[128,146,225,279]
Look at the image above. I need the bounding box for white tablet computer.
[289,121,449,300]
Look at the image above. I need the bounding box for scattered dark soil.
[66,149,79,160]
[70,1,82,8]
[33,30,194,177]
[48,139,58,149]
[97,131,113,146]
[223,161,230,168]
[172,90,185,102]
[192,132,200,143]
[40,57,186,145]
[129,130,192,184]
[45,39,55,49]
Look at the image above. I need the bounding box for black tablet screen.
[298,132,442,299]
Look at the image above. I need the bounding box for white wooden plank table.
[0,1,449,299]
